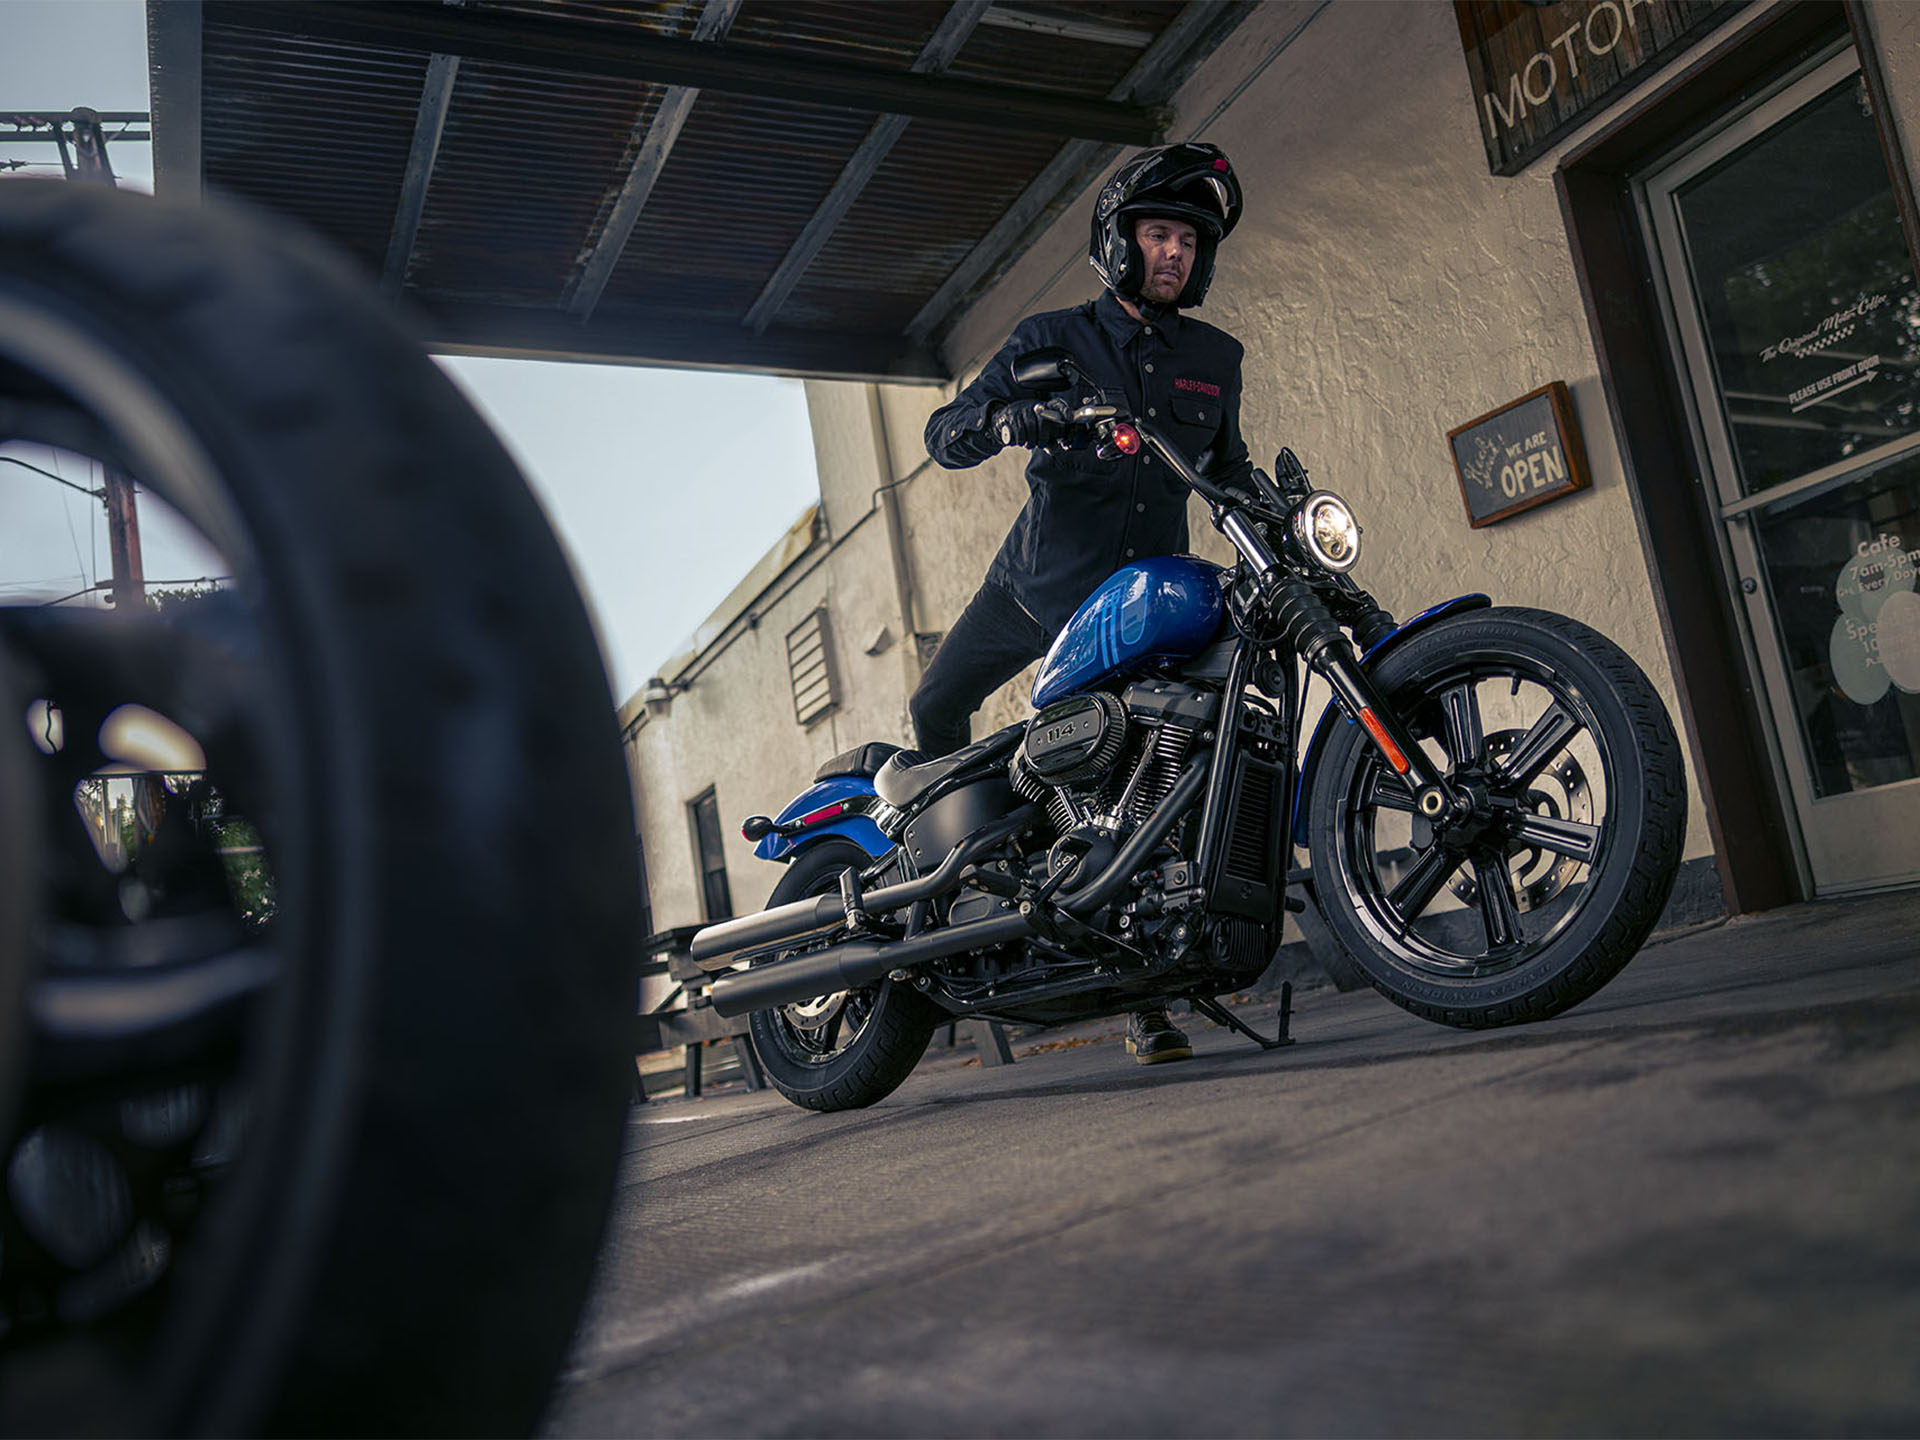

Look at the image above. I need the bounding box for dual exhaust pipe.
[703,761,1209,1018]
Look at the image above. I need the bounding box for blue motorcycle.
[697,346,1685,1112]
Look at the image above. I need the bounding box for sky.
[0,0,824,701]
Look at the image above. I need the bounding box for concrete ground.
[546,889,1920,1438]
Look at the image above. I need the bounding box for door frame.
[1554,0,1920,913]
[1635,44,1920,895]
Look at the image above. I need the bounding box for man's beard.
[1143,271,1185,305]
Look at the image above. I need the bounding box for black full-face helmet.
[1088,141,1243,308]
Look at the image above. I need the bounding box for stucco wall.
[625,392,934,931]
[627,0,1920,927]
[895,0,1877,869]
[1863,0,1920,199]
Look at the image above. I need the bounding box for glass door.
[1640,47,1920,894]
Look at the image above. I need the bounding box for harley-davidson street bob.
[695,346,1686,1112]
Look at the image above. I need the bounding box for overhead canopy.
[146,0,1251,381]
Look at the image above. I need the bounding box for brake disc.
[1450,729,1592,913]
[783,991,847,1030]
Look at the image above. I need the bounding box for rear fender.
[1290,594,1491,848]
[753,776,891,862]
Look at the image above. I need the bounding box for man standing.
[912,142,1252,1065]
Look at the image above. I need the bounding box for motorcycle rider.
[913,142,1251,1066]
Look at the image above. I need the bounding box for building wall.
[1865,0,1920,188]
[626,0,1920,931]
[622,401,932,931]
[898,0,1818,871]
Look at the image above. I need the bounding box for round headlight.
[1291,491,1362,573]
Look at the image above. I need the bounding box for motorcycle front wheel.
[1305,606,1685,1028]
[0,181,636,1434]
[746,839,942,1112]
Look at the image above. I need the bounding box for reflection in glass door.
[1640,47,1920,893]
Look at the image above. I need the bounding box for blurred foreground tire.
[0,179,638,1435]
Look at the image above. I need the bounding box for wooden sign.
[1454,0,1741,176]
[1448,382,1592,527]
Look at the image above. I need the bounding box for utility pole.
[2,109,154,609]
[59,109,146,613]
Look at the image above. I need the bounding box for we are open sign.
[1448,381,1593,528]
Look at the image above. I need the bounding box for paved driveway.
[547,890,1920,1437]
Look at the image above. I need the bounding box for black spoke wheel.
[1306,607,1685,1027]
[746,840,941,1112]
[0,181,637,1433]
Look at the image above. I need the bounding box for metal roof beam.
[0,111,152,136]
[742,0,989,336]
[210,1,1167,145]
[906,0,1253,348]
[979,5,1154,48]
[381,52,459,297]
[565,0,740,322]
[419,301,946,384]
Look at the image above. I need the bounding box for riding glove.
[991,397,1070,451]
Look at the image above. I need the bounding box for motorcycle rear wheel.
[747,840,942,1112]
[1305,607,1685,1028]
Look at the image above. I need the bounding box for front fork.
[1311,631,1457,820]
[1217,508,1461,823]
[1143,425,1462,822]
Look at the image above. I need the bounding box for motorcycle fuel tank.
[1032,555,1226,708]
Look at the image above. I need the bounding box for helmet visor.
[1122,169,1238,237]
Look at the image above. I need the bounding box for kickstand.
[1189,982,1295,1051]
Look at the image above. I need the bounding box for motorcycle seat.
[813,741,904,784]
[873,727,1022,809]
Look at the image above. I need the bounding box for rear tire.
[747,840,942,1112]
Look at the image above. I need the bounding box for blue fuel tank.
[1031,555,1227,708]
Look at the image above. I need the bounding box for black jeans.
[909,580,1054,758]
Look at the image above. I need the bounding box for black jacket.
[925,290,1252,633]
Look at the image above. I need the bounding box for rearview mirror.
[1273,448,1311,498]
[1012,347,1075,392]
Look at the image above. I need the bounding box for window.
[786,607,838,726]
[688,787,732,921]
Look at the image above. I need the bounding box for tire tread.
[1309,606,1686,1029]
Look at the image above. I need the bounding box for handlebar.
[1013,343,1285,535]
[1060,404,1246,512]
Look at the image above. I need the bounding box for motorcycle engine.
[1010,683,1211,845]
[1015,693,1128,787]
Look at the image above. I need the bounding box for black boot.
[1125,1008,1192,1065]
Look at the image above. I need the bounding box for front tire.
[1306,607,1685,1028]
[0,181,635,1434]
[747,839,941,1112]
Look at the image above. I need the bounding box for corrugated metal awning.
[147,0,1252,381]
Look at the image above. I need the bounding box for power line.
[30,577,231,608]
[0,453,102,499]
[36,581,110,608]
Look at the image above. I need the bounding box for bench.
[633,925,764,1101]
